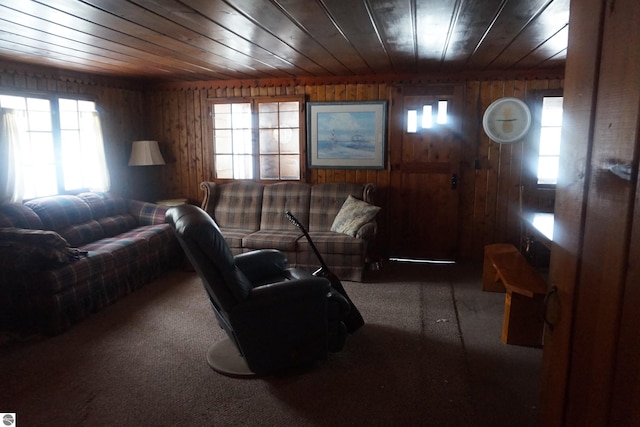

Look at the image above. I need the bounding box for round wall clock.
[482,97,532,143]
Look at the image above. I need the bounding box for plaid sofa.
[0,192,180,335]
[200,181,378,281]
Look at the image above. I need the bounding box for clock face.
[482,97,532,143]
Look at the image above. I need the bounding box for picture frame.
[306,101,387,169]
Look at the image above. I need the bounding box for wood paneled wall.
[0,60,563,260]
[462,78,563,259]
[147,75,563,260]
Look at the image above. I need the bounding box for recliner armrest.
[234,249,288,284]
[246,276,330,304]
[246,278,350,327]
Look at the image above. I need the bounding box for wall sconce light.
[128,140,166,166]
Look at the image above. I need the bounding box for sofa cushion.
[25,195,93,230]
[242,230,303,252]
[219,228,251,252]
[82,235,149,267]
[97,214,138,237]
[212,181,265,231]
[82,224,174,268]
[77,193,137,237]
[78,192,128,218]
[117,224,176,248]
[309,183,368,231]
[261,182,311,231]
[58,220,106,247]
[302,231,367,255]
[331,195,381,237]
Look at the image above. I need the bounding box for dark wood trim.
[148,68,566,91]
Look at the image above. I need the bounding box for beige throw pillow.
[330,195,381,237]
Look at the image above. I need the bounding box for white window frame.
[208,96,304,181]
[0,92,109,200]
[529,92,564,188]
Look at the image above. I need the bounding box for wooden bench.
[482,243,548,347]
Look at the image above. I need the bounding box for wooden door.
[539,0,640,424]
[388,85,463,260]
[537,0,601,423]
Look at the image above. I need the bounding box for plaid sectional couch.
[0,192,180,335]
[200,181,379,282]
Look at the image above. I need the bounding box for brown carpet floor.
[0,261,541,426]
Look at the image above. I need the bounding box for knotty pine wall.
[0,61,563,260]
[147,75,563,260]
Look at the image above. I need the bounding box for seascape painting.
[317,111,376,159]
[307,101,387,169]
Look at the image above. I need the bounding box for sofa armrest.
[199,181,218,215]
[355,221,377,240]
[129,200,169,225]
[363,182,376,204]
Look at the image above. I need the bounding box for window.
[0,94,109,200]
[210,97,302,180]
[406,100,449,133]
[536,96,563,185]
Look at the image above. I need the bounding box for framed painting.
[306,101,387,169]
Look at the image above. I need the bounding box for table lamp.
[128,140,165,166]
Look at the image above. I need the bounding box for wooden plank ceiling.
[0,0,570,82]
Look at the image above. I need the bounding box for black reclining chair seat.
[166,204,350,375]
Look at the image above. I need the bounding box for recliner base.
[206,337,256,377]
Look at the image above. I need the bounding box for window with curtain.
[209,97,303,180]
[0,94,109,202]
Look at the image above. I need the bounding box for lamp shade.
[128,140,166,166]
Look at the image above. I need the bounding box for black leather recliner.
[166,204,350,376]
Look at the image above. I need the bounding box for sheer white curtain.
[80,110,110,192]
[0,108,24,203]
